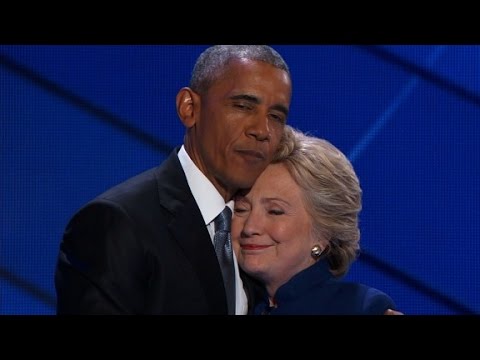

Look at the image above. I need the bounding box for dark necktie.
[214,206,236,315]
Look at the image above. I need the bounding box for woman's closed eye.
[234,206,250,215]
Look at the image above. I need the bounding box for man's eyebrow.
[229,94,289,117]
[271,104,289,117]
[230,94,260,104]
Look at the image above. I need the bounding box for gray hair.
[273,125,362,277]
[190,45,291,95]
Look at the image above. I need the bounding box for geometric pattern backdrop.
[1,45,479,314]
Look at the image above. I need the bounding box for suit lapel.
[155,148,228,314]
[170,198,227,313]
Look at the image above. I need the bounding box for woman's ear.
[176,87,198,128]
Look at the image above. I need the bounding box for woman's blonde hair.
[273,125,362,277]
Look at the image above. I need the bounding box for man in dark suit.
[54,45,292,314]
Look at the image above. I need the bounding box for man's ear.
[176,87,198,128]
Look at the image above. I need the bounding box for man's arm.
[55,201,146,314]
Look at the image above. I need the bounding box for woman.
[232,125,397,315]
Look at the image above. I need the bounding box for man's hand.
[384,309,404,315]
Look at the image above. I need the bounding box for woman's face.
[232,163,319,293]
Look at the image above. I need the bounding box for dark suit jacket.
[55,147,261,314]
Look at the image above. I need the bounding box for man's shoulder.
[99,165,162,201]
[97,148,182,203]
[70,148,190,222]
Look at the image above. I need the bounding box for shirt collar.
[178,145,232,225]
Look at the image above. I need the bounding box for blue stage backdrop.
[1,45,479,315]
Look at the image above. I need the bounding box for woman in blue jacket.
[232,125,397,315]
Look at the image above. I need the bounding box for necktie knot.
[215,206,232,232]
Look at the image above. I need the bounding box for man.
[55,45,292,314]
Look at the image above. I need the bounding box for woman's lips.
[241,244,271,250]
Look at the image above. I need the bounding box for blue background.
[1,45,478,315]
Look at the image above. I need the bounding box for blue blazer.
[254,258,396,315]
[55,147,261,314]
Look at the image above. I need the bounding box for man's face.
[191,59,292,199]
